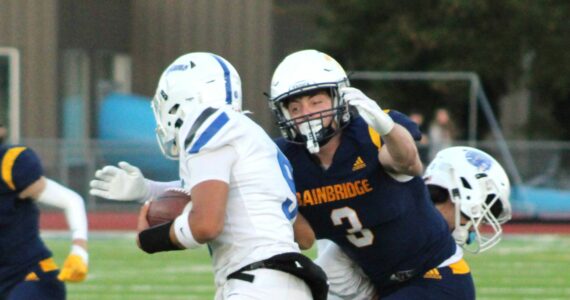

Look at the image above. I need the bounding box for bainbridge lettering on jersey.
[296,179,373,206]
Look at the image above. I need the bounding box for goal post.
[350,71,523,189]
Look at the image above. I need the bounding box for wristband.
[173,210,202,249]
[138,221,181,253]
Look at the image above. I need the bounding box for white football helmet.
[151,52,242,159]
[268,49,351,153]
[424,146,512,253]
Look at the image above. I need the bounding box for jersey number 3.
[331,207,374,247]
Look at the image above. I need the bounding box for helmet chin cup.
[298,119,322,154]
[452,221,472,247]
[155,130,179,160]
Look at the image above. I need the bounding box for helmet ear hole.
[427,185,449,204]
[169,104,180,114]
[485,194,503,218]
[460,177,472,189]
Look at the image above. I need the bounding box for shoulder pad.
[388,110,422,141]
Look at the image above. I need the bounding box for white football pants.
[215,268,312,300]
[315,239,376,300]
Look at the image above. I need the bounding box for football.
[146,189,192,227]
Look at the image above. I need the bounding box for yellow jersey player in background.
[0,143,89,300]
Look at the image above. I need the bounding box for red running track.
[40,212,570,234]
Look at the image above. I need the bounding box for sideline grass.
[44,233,570,300]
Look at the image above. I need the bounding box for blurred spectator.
[408,110,429,163]
[0,124,7,145]
[428,108,456,161]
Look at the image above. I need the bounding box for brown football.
[146,189,192,227]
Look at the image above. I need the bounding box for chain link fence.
[24,138,570,220]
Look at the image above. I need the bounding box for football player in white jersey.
[316,146,512,299]
[90,52,326,300]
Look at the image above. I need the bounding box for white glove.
[342,87,394,135]
[89,161,150,202]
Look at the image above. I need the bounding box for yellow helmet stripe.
[1,146,27,190]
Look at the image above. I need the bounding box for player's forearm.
[381,125,423,176]
[294,214,316,250]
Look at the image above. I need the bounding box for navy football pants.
[383,259,475,300]
[4,258,65,300]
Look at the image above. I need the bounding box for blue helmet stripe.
[211,54,232,105]
[188,112,230,154]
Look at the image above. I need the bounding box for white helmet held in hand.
[424,146,512,253]
[151,52,242,159]
[268,49,350,153]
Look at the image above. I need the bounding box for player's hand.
[137,201,151,233]
[89,161,150,202]
[342,87,394,135]
[136,201,152,249]
[58,245,88,282]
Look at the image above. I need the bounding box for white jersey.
[176,105,300,287]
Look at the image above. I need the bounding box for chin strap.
[466,231,476,244]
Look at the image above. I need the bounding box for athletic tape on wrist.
[71,244,89,264]
[374,111,394,135]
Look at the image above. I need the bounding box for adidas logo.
[352,156,366,171]
[423,269,442,280]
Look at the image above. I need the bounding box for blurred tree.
[316,0,570,140]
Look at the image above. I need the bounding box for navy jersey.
[276,111,456,293]
[0,145,52,293]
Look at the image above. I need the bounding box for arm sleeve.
[184,145,238,190]
[37,178,88,240]
[146,180,183,200]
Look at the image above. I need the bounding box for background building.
[1,0,569,219]
[1,0,278,205]
[0,0,276,140]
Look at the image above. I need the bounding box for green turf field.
[44,233,570,300]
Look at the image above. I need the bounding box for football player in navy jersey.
[267,49,472,299]
[312,146,513,300]
[0,144,89,300]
